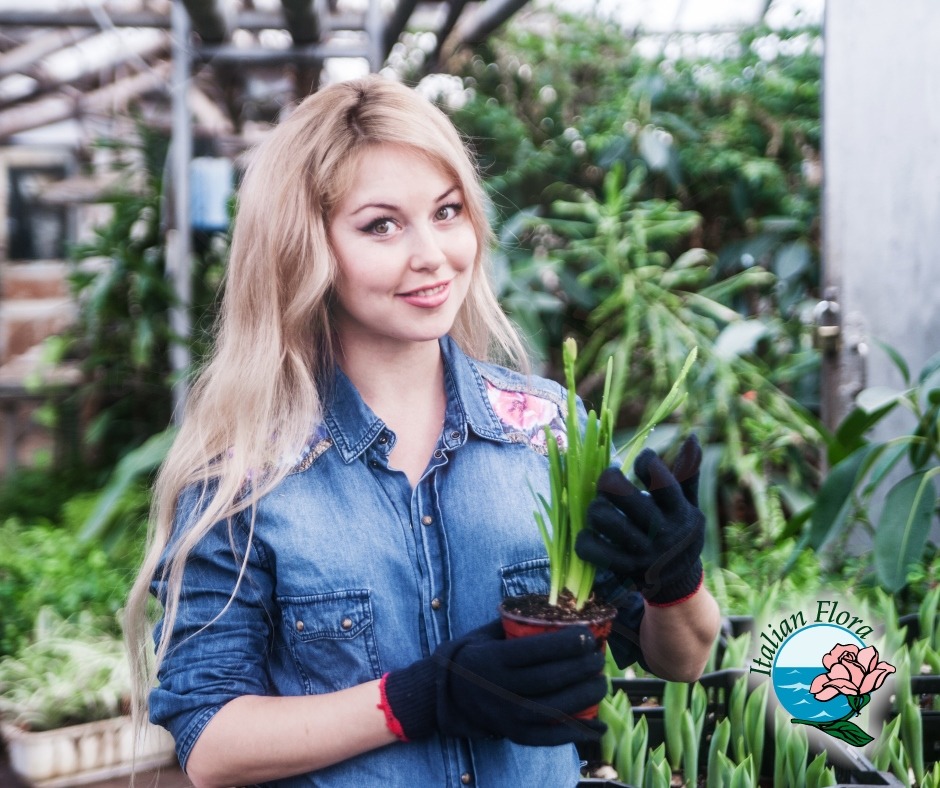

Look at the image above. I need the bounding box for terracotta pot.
[498,593,617,719]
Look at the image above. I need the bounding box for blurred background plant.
[40,122,224,476]
[0,609,131,731]
[437,10,826,586]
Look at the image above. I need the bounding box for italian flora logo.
[751,600,895,747]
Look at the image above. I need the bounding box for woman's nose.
[409,223,447,270]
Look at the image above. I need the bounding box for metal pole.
[169,1,193,420]
[366,0,385,73]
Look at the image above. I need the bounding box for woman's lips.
[397,280,451,308]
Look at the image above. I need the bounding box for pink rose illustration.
[792,642,896,747]
[809,644,896,700]
[488,388,559,433]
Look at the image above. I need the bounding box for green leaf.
[874,470,940,592]
[818,719,875,747]
[774,240,812,280]
[708,718,732,788]
[806,444,880,550]
[729,755,754,788]
[664,680,687,769]
[847,692,871,713]
[681,711,699,788]
[714,319,769,360]
[831,406,895,464]
[874,340,911,385]
[855,385,907,415]
[78,427,177,542]
[806,751,834,788]
[618,346,697,474]
[744,681,768,777]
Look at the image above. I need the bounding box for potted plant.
[0,608,175,787]
[498,338,697,714]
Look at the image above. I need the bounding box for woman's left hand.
[576,435,705,607]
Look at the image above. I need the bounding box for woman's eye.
[436,203,463,221]
[362,218,394,235]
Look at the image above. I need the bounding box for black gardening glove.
[576,434,705,606]
[383,620,607,746]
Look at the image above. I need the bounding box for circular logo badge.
[771,623,865,721]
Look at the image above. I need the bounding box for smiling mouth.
[400,282,449,297]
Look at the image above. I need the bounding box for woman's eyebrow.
[348,185,460,216]
[350,201,398,216]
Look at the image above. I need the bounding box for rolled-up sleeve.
[149,487,274,770]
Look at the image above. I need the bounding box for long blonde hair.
[125,75,527,726]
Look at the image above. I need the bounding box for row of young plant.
[582,582,940,788]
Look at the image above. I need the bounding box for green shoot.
[534,339,698,610]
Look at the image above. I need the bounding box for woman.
[126,75,719,787]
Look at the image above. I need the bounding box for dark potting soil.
[501,592,616,624]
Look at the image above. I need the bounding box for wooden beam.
[281,0,321,45]
[428,0,470,70]
[195,42,369,65]
[456,0,529,46]
[180,0,230,43]
[0,32,170,108]
[0,62,171,140]
[0,10,170,28]
[383,0,420,60]
[0,9,365,32]
[0,29,97,78]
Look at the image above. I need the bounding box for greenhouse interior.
[0,0,939,786]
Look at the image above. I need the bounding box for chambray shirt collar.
[323,335,509,464]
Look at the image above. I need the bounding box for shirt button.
[431,598,441,610]
[341,618,353,630]
[460,773,473,785]
[450,431,460,440]
[295,621,304,632]
[421,515,433,526]
[377,434,388,445]
[433,449,443,459]
[369,459,379,468]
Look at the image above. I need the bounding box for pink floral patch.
[485,381,566,451]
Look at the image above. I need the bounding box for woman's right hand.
[381,620,607,746]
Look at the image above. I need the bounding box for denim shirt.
[150,335,643,787]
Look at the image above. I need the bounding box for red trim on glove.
[377,673,409,742]
[646,570,705,608]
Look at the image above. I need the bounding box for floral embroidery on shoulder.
[484,379,568,454]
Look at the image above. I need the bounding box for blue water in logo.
[770,624,866,722]
[772,666,851,721]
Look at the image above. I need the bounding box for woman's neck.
[337,338,445,418]
[338,339,448,488]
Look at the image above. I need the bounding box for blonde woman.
[126,75,719,787]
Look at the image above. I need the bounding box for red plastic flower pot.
[498,593,617,719]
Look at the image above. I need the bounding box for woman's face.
[328,144,477,357]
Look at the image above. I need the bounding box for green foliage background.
[434,11,827,574]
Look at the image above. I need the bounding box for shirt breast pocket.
[280,589,381,694]
[500,557,551,599]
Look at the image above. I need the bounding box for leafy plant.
[789,347,940,593]
[0,609,130,731]
[535,338,613,609]
[446,9,827,583]
[528,164,821,560]
[0,511,141,658]
[47,124,224,474]
[536,340,695,610]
